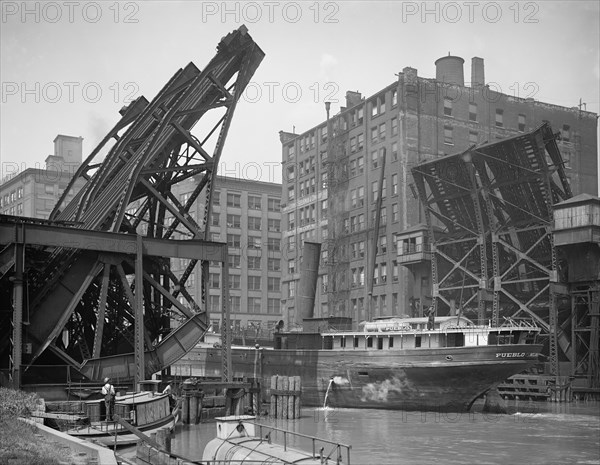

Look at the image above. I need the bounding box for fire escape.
[325,105,350,318]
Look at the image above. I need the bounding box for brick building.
[280,55,598,328]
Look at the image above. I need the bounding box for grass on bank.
[0,387,73,465]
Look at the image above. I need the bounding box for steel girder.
[412,124,572,358]
[2,27,264,384]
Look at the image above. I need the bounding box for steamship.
[183,314,542,412]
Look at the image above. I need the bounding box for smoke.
[332,376,349,385]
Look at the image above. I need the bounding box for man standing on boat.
[101,377,116,421]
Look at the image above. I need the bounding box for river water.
[165,400,599,465]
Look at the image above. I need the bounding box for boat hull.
[67,414,176,446]
[179,343,542,412]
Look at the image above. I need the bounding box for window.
[372,181,379,202]
[211,214,220,226]
[381,206,387,225]
[267,298,280,314]
[248,276,261,291]
[321,125,328,142]
[379,123,386,141]
[227,234,241,248]
[228,254,241,269]
[231,296,241,313]
[380,263,387,283]
[350,136,357,153]
[393,260,399,282]
[357,107,364,125]
[443,98,453,117]
[495,109,504,127]
[391,117,398,137]
[391,174,398,195]
[562,124,571,142]
[287,144,295,159]
[379,236,387,254]
[444,125,453,145]
[268,198,280,212]
[469,103,477,122]
[371,127,378,143]
[357,133,364,151]
[16,187,23,199]
[288,235,296,252]
[16,203,23,215]
[288,259,296,274]
[391,142,398,161]
[248,256,261,270]
[518,114,526,132]
[322,274,328,292]
[248,195,261,210]
[209,273,220,288]
[248,297,262,313]
[392,88,398,106]
[287,165,296,181]
[45,185,54,195]
[392,203,399,222]
[267,238,280,252]
[248,236,261,250]
[371,99,379,118]
[357,155,364,174]
[469,130,478,144]
[227,193,241,208]
[248,217,261,231]
[288,211,295,230]
[229,275,241,289]
[209,295,220,312]
[268,258,280,271]
[321,199,328,215]
[213,190,220,205]
[288,186,295,202]
[268,219,280,232]
[371,150,379,169]
[288,281,296,297]
[227,214,241,228]
[268,277,280,292]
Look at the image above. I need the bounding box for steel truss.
[1,27,264,386]
[412,124,573,364]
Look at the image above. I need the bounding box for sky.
[1,1,599,185]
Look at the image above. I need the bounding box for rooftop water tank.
[435,55,465,86]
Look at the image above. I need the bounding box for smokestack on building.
[471,57,485,87]
[435,54,465,86]
[295,242,321,327]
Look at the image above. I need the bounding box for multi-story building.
[280,55,598,328]
[169,175,283,334]
[0,135,84,218]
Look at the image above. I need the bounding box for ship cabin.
[319,316,539,351]
[274,316,539,351]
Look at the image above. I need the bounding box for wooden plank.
[31,412,87,421]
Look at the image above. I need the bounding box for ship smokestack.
[295,242,321,326]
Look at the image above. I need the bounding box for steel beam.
[0,220,226,261]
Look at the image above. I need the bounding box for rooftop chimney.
[471,57,485,87]
[345,91,362,108]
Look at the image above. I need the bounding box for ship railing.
[252,421,352,465]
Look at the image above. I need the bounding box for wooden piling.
[189,395,198,425]
[270,375,278,418]
[294,376,301,419]
[269,375,302,419]
[182,394,189,425]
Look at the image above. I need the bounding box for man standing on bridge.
[101,377,116,421]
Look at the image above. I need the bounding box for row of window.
[209,274,280,292]
[1,203,24,215]
[211,191,280,212]
[208,295,281,314]
[223,255,281,271]
[1,187,24,207]
[224,234,280,251]
[211,214,280,232]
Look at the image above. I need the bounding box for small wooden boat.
[66,391,179,446]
